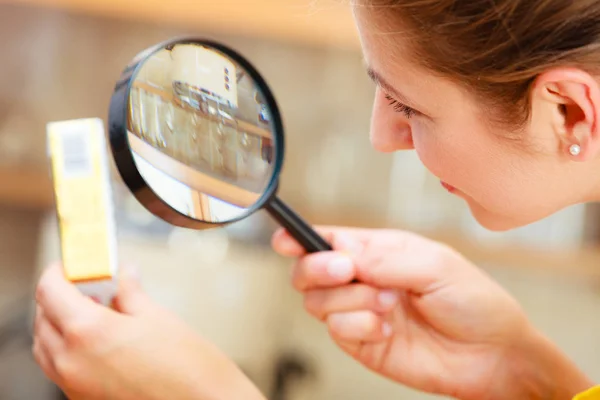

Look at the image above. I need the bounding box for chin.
[467,203,538,232]
[471,213,520,232]
[461,187,583,231]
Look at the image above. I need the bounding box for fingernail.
[378,290,399,308]
[328,313,353,330]
[382,322,393,337]
[90,296,102,304]
[327,257,354,280]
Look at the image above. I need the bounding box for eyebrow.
[366,66,425,114]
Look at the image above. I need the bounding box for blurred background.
[0,1,599,399]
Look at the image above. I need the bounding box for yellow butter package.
[46,118,118,306]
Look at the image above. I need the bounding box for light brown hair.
[361,0,600,131]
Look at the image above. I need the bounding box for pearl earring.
[569,144,581,156]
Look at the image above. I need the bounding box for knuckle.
[426,244,455,272]
[33,319,40,336]
[292,258,316,291]
[356,255,383,282]
[303,296,319,318]
[31,342,42,363]
[54,353,76,381]
[63,319,97,348]
[327,323,341,341]
[35,267,57,302]
[290,263,305,291]
[326,317,342,337]
[355,285,381,309]
[35,282,48,305]
[340,285,379,310]
[304,286,381,322]
[303,291,325,320]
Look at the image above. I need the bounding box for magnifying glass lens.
[127,43,278,224]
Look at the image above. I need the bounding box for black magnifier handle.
[265,197,332,253]
[265,197,359,283]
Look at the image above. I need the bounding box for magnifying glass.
[108,37,333,254]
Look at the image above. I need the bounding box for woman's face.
[353,6,600,231]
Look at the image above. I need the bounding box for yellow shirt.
[575,387,600,399]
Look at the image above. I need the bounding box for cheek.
[411,123,510,199]
[409,123,464,182]
[413,122,555,224]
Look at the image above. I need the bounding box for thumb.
[332,231,364,256]
[272,226,371,257]
[355,247,450,294]
[112,265,154,315]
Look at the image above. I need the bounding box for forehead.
[352,5,479,118]
[352,5,419,74]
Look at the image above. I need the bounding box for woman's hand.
[273,226,593,400]
[33,264,265,400]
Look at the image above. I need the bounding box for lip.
[440,181,456,193]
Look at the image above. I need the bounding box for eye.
[385,94,416,119]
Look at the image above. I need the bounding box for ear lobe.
[570,123,600,163]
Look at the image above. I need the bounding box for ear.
[533,68,600,161]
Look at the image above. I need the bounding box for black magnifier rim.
[108,37,285,230]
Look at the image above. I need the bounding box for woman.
[33,1,600,399]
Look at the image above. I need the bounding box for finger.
[272,226,368,257]
[272,228,335,257]
[35,306,65,356]
[112,265,153,315]
[355,244,451,294]
[292,252,357,291]
[327,311,393,343]
[32,337,60,384]
[304,285,399,321]
[36,263,104,333]
[334,338,362,357]
[277,226,449,294]
[335,337,396,372]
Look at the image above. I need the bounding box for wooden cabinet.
[0,2,598,275]
[0,0,358,212]
[0,166,53,209]
[2,0,359,49]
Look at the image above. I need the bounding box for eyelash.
[385,94,416,119]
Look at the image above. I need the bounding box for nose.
[369,93,414,153]
[370,124,414,153]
